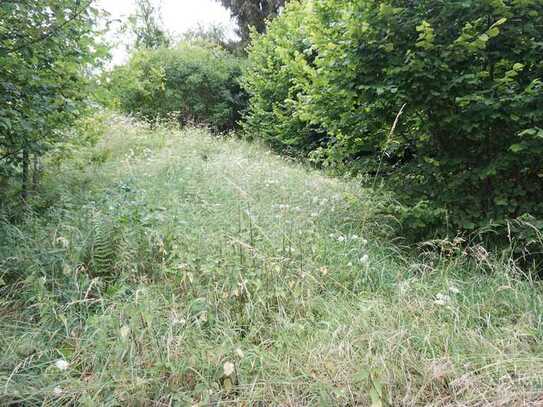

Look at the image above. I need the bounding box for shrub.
[109,43,247,131]
[242,1,324,154]
[243,0,543,238]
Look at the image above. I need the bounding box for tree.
[126,0,170,50]
[0,0,106,199]
[217,0,286,43]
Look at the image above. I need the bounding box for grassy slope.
[1,116,542,406]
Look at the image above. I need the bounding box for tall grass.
[1,115,542,405]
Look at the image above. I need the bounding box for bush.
[243,0,543,238]
[109,43,247,131]
[242,1,324,154]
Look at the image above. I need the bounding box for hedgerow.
[242,0,543,251]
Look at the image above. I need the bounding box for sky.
[97,0,237,65]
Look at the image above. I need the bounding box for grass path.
[1,116,542,406]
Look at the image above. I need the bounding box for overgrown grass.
[1,115,542,406]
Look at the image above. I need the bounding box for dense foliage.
[243,0,543,243]
[0,0,105,198]
[109,44,246,131]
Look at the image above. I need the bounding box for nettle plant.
[244,0,543,239]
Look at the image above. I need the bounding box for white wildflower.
[223,361,235,377]
[54,359,69,371]
[359,254,369,265]
[398,280,410,294]
[120,325,130,338]
[351,235,359,240]
[53,386,63,396]
[235,348,244,358]
[449,285,460,294]
[55,236,70,248]
[361,239,368,246]
[337,235,346,242]
[434,293,451,305]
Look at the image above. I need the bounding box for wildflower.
[54,359,69,371]
[337,235,346,242]
[223,361,235,377]
[53,386,63,396]
[120,325,130,338]
[351,235,359,240]
[235,348,244,358]
[361,238,368,246]
[398,280,410,294]
[434,293,451,305]
[359,254,369,265]
[449,285,460,294]
[55,236,70,248]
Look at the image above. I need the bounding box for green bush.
[242,1,323,154]
[109,43,247,131]
[243,0,543,238]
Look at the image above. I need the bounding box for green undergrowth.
[1,115,542,406]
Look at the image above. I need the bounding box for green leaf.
[510,144,525,153]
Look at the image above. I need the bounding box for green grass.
[1,115,542,406]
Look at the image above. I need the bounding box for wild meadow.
[1,115,542,405]
[2,0,543,405]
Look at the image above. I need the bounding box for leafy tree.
[217,0,286,43]
[242,1,321,153]
[126,0,170,50]
[0,0,106,199]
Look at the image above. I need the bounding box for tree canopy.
[0,0,106,197]
[217,0,286,42]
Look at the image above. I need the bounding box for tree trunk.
[21,148,29,201]
[32,153,40,192]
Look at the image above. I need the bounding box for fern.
[90,217,116,276]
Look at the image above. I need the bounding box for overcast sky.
[97,0,237,65]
